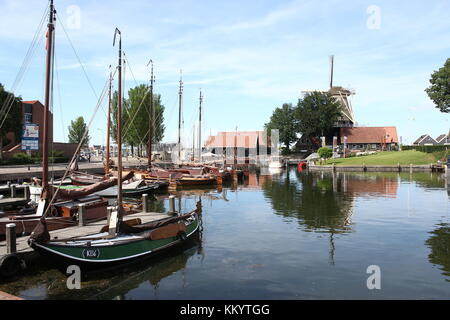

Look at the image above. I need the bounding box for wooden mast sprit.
[113,28,123,217]
[198,90,203,163]
[147,60,154,169]
[42,0,56,193]
[178,70,183,163]
[105,66,112,174]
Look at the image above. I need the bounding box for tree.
[265,103,298,153]
[318,147,332,159]
[0,84,22,159]
[111,85,165,156]
[425,58,450,113]
[295,91,342,146]
[68,116,90,147]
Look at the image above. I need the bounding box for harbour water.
[1,168,449,299]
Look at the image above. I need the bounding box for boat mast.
[192,124,195,162]
[105,66,112,174]
[42,0,56,193]
[198,90,203,163]
[147,59,154,169]
[329,55,334,89]
[113,28,123,216]
[178,70,183,163]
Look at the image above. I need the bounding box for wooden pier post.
[78,203,85,226]
[410,164,413,174]
[10,185,16,198]
[6,223,17,254]
[169,195,176,215]
[398,162,401,172]
[107,206,113,225]
[142,194,148,213]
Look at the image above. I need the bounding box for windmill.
[301,55,356,128]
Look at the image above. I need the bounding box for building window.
[24,113,32,124]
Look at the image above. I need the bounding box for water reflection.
[1,168,449,299]
[260,170,355,233]
[426,223,450,280]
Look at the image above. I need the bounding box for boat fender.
[178,231,187,241]
[0,254,25,278]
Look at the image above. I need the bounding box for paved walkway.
[0,290,23,300]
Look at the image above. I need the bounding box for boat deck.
[0,211,170,259]
[0,198,28,208]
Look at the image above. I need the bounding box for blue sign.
[21,123,39,151]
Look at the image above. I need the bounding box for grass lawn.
[323,150,449,166]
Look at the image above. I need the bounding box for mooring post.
[6,223,17,254]
[10,185,16,198]
[410,163,413,174]
[107,206,113,225]
[142,194,148,213]
[24,185,30,201]
[398,162,401,172]
[78,203,85,226]
[169,195,176,215]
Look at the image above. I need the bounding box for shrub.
[12,152,34,164]
[318,147,332,159]
[402,145,448,153]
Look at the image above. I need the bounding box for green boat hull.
[31,215,199,267]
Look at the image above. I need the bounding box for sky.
[0,0,449,146]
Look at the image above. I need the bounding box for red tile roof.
[340,127,398,144]
[22,100,40,104]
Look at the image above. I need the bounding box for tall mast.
[192,124,195,162]
[42,0,56,192]
[105,66,112,174]
[113,28,123,216]
[198,90,203,163]
[147,59,154,168]
[329,55,334,89]
[178,70,183,163]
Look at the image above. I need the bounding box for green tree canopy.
[265,103,298,152]
[318,147,333,159]
[68,116,90,147]
[425,58,450,113]
[0,83,23,157]
[111,84,165,152]
[295,91,342,142]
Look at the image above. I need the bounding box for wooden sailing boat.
[142,85,220,187]
[97,60,168,197]
[0,0,127,237]
[29,27,202,267]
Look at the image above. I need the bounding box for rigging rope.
[0,5,48,129]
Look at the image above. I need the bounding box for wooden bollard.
[142,194,148,213]
[398,162,401,172]
[10,185,16,198]
[24,186,30,201]
[410,164,413,174]
[169,195,176,215]
[6,223,17,254]
[107,206,113,225]
[78,203,85,226]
